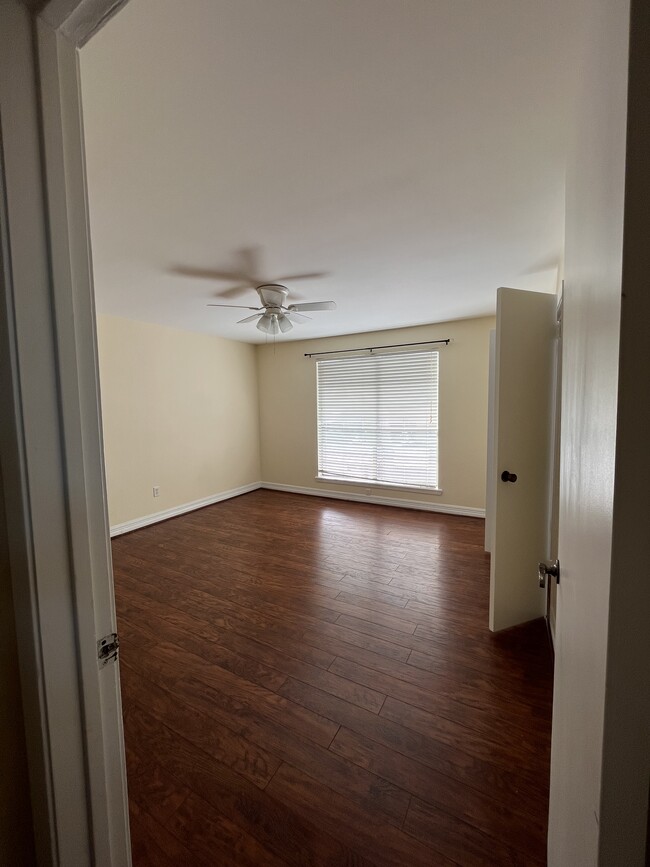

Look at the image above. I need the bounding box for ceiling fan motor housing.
[257,284,289,310]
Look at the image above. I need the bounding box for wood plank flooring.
[112,489,554,867]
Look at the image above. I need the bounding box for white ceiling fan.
[208,283,336,335]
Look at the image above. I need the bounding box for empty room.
[79,1,564,862]
[2,0,649,866]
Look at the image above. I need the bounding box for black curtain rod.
[304,338,450,358]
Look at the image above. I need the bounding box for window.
[316,350,439,490]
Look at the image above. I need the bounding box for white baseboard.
[259,482,485,519]
[109,482,262,536]
[110,480,485,536]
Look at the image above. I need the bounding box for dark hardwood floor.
[112,489,554,867]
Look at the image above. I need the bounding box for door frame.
[1,0,647,864]
[0,1,132,864]
[546,290,563,647]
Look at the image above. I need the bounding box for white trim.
[315,476,443,495]
[110,481,482,538]
[110,483,262,536]
[548,613,555,649]
[41,0,131,47]
[0,3,137,863]
[0,7,98,863]
[37,20,132,865]
[261,482,485,518]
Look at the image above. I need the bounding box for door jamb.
[546,289,563,649]
[0,1,133,863]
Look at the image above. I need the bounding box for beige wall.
[98,314,493,526]
[97,315,261,528]
[257,316,494,512]
[0,465,35,864]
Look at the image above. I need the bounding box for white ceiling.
[80,0,581,343]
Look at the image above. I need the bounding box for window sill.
[315,476,443,496]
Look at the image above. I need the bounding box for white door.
[489,287,556,632]
[484,330,496,553]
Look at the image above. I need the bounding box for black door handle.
[501,471,517,483]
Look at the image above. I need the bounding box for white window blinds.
[317,350,439,490]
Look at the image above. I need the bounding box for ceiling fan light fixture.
[278,314,293,333]
[257,313,281,335]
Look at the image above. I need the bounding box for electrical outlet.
[152,486,160,498]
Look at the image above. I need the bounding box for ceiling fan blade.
[209,248,265,297]
[240,246,264,282]
[237,313,263,324]
[207,304,262,310]
[272,272,328,283]
[213,284,259,299]
[288,301,337,312]
[170,265,253,283]
[171,266,258,298]
[210,246,266,296]
[171,255,268,295]
[285,311,311,323]
[278,315,293,333]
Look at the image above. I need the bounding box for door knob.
[538,559,560,588]
[501,470,517,483]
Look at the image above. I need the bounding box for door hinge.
[97,632,119,667]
